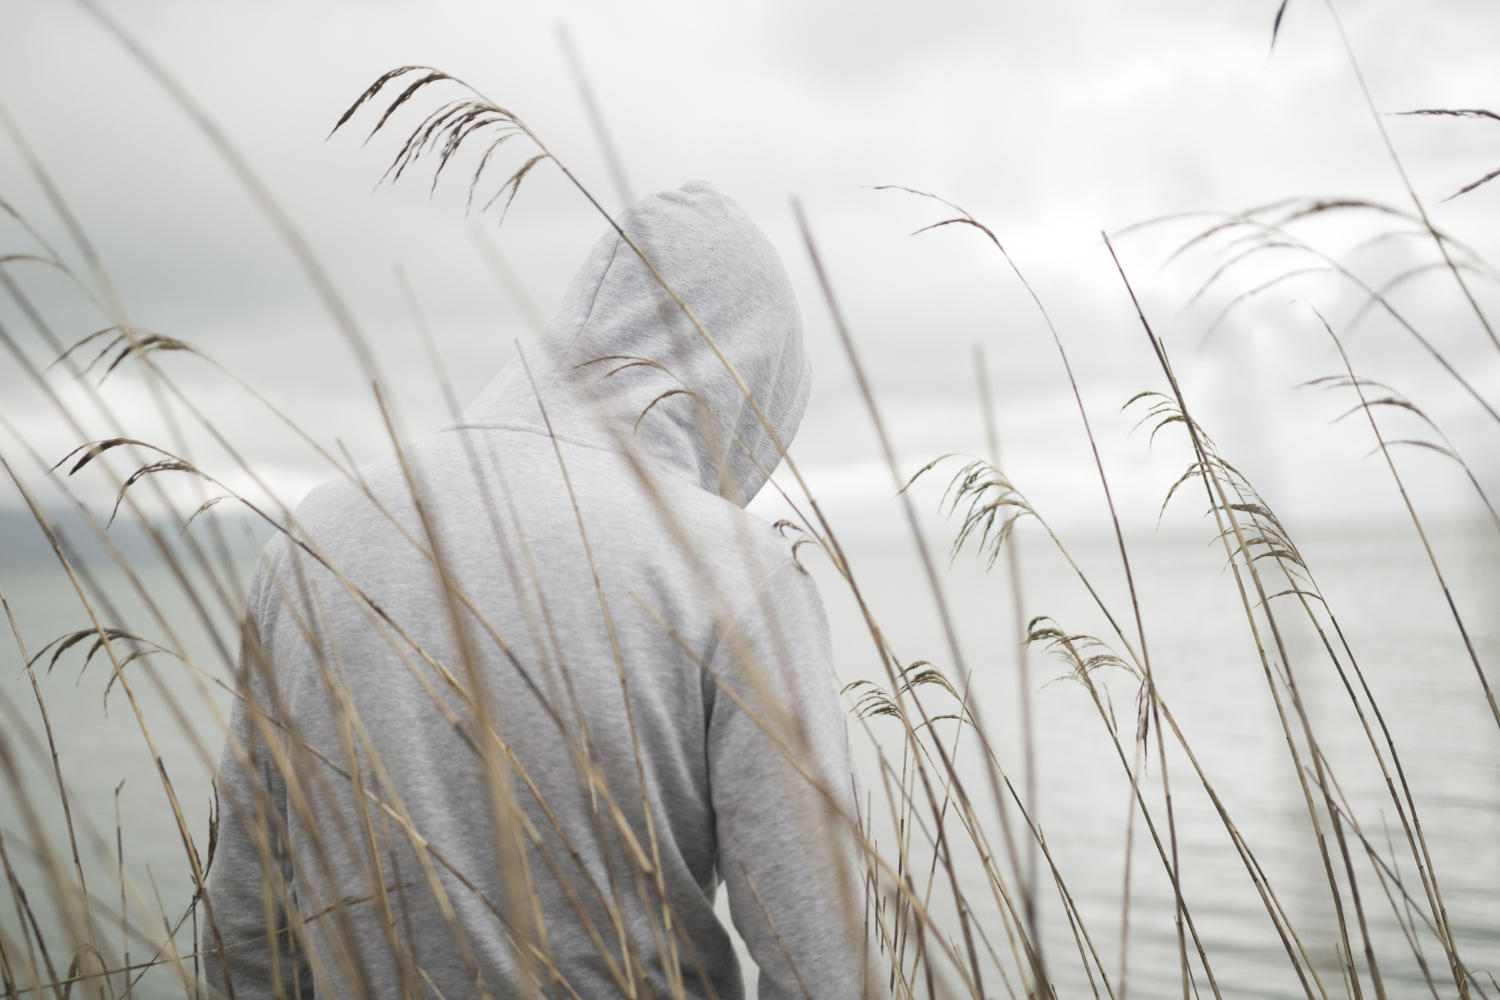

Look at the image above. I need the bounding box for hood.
[459,181,810,508]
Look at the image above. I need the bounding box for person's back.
[207,182,873,1000]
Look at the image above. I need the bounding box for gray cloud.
[1,0,1497,533]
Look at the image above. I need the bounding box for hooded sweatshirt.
[207,182,873,1000]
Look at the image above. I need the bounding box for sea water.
[2,520,1496,999]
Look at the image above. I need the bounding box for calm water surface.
[815,521,1499,1000]
[2,520,1496,998]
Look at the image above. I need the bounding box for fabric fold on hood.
[458,180,811,508]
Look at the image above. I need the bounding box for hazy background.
[1,0,1497,542]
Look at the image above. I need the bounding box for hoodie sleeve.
[204,561,314,1000]
[706,560,879,1000]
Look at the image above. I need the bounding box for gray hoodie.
[207,181,872,1000]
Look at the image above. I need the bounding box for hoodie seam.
[698,556,807,811]
[542,218,631,394]
[700,557,804,685]
[437,420,705,491]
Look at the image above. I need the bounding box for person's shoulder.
[246,456,401,581]
[292,460,395,527]
[646,476,811,589]
[281,447,434,559]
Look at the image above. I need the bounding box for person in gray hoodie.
[206,181,875,1000]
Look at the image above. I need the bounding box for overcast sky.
[1,0,1498,538]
